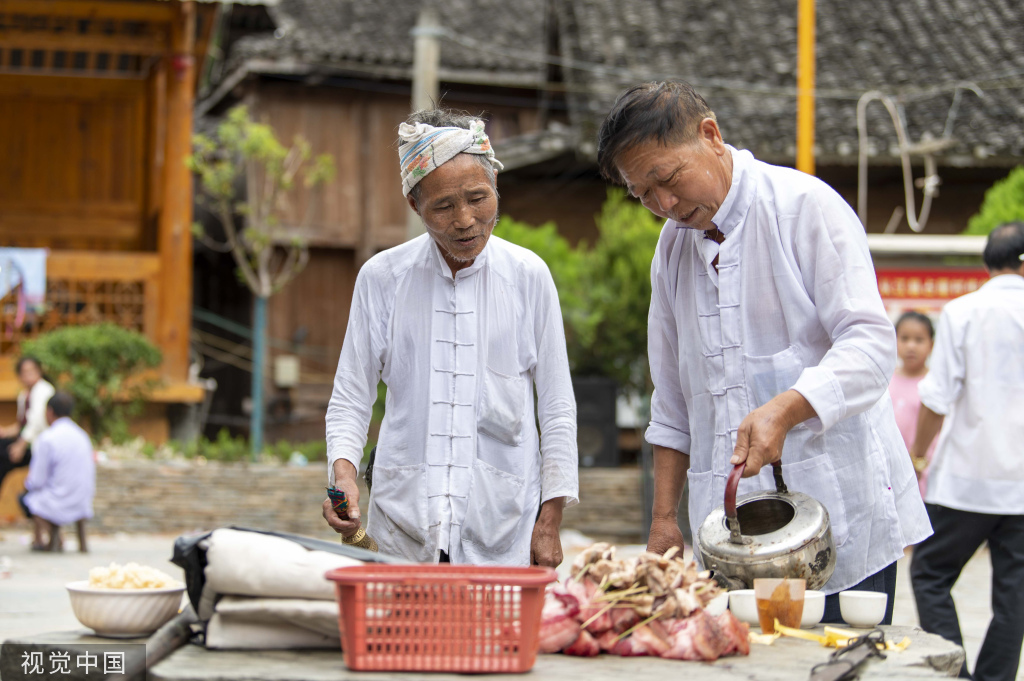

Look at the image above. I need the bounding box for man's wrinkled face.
[408,154,499,267]
[615,118,732,232]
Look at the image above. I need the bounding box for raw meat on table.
[538,585,582,654]
[539,543,749,662]
[563,630,600,657]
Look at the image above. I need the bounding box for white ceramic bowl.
[801,590,825,628]
[839,591,887,628]
[728,589,759,626]
[705,591,729,617]
[66,581,186,638]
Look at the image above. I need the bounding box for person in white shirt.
[322,109,578,566]
[909,222,1024,681]
[596,81,930,624]
[0,356,56,493]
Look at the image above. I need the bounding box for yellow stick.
[580,601,618,630]
[796,0,816,175]
[615,613,664,642]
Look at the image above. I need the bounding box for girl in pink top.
[888,311,937,497]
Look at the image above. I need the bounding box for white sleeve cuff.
[327,449,364,487]
[645,422,691,453]
[542,488,580,508]
[792,365,846,433]
[916,375,951,416]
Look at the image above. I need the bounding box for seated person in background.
[0,356,55,492]
[20,392,95,552]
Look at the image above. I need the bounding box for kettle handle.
[724,460,788,544]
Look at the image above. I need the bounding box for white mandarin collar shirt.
[327,234,578,566]
[17,379,55,444]
[646,146,931,593]
[918,273,1024,514]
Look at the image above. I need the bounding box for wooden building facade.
[195,0,1023,446]
[0,0,220,440]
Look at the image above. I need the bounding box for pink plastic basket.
[325,564,556,673]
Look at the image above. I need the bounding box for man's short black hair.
[983,222,1024,271]
[597,80,718,183]
[47,392,74,419]
[15,356,42,374]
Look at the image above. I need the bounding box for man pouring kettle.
[597,81,931,624]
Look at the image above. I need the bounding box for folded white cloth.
[205,596,341,650]
[199,529,361,620]
[398,119,503,196]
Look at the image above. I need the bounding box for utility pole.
[796,0,815,175]
[407,5,442,240]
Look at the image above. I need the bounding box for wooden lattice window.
[0,5,169,77]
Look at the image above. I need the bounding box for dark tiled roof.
[219,0,1024,165]
[226,0,548,84]
[554,0,1024,164]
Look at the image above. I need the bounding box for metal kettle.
[697,461,836,590]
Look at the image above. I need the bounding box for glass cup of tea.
[753,578,806,634]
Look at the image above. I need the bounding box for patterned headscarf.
[398,119,503,197]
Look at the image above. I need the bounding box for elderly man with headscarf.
[322,109,578,567]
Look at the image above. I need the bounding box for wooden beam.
[147,57,168,234]
[156,0,196,382]
[0,1,176,23]
[0,30,169,56]
[0,72,144,97]
[46,251,161,280]
[194,3,218,61]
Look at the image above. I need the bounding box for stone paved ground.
[0,530,1019,679]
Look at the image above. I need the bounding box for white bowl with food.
[67,563,186,638]
[839,591,887,629]
[801,590,825,628]
[728,589,759,626]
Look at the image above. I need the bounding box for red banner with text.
[876,267,989,318]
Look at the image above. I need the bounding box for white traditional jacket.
[17,378,55,444]
[327,234,578,565]
[646,146,932,593]
[918,273,1024,515]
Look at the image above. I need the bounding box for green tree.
[188,105,336,454]
[494,189,663,394]
[574,190,663,392]
[22,324,162,442]
[964,166,1024,236]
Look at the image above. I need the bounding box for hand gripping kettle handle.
[724,460,787,544]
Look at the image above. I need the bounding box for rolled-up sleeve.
[645,241,691,452]
[917,308,963,416]
[532,265,579,507]
[790,192,896,433]
[325,263,389,485]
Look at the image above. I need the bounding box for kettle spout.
[710,571,747,591]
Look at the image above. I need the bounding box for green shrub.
[964,166,1024,236]
[169,431,328,463]
[266,438,327,462]
[22,324,162,442]
[574,189,663,392]
[495,189,662,394]
[181,429,249,461]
